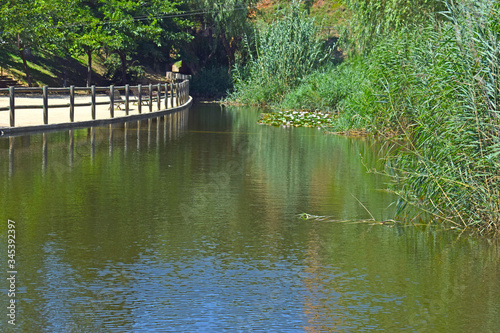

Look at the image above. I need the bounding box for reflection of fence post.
[91,85,96,120]
[148,84,153,112]
[157,83,161,110]
[125,84,130,115]
[110,85,115,118]
[9,86,15,127]
[138,84,142,114]
[43,86,48,124]
[70,85,75,122]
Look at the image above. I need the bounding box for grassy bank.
[230,0,500,235]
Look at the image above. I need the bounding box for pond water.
[0,103,499,332]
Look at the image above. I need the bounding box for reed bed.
[338,0,500,234]
[230,0,500,234]
[229,1,328,105]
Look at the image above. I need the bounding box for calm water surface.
[0,103,499,332]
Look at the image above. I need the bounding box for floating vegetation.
[258,110,336,128]
[298,213,401,226]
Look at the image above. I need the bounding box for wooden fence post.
[175,83,179,106]
[179,82,182,105]
[157,83,161,110]
[9,86,15,127]
[165,83,168,110]
[43,86,48,124]
[91,85,96,120]
[170,83,173,108]
[110,85,115,118]
[149,83,153,112]
[69,85,75,122]
[138,84,142,114]
[125,84,130,115]
[182,82,185,104]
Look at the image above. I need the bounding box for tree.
[99,0,191,84]
[67,1,109,86]
[0,0,75,86]
[188,0,255,71]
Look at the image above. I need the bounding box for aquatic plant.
[258,110,336,128]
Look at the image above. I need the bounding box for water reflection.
[0,104,498,332]
[3,108,189,179]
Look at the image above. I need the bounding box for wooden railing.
[0,78,190,127]
[166,72,192,81]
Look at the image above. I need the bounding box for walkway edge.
[0,97,193,137]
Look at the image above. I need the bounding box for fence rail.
[0,77,190,127]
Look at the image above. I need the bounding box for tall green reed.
[341,0,500,234]
[229,1,328,105]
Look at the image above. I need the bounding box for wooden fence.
[0,78,190,127]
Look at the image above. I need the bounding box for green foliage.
[329,0,500,233]
[341,0,445,51]
[186,0,255,69]
[248,0,500,233]
[0,0,193,85]
[229,1,329,105]
[191,0,255,41]
[98,0,191,83]
[103,53,145,83]
[0,0,79,85]
[279,62,360,113]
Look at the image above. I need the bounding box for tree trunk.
[221,34,236,74]
[17,34,32,87]
[119,51,127,85]
[86,49,92,87]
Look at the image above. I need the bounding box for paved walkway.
[0,94,176,128]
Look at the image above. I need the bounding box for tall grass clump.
[340,0,500,234]
[229,1,328,105]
